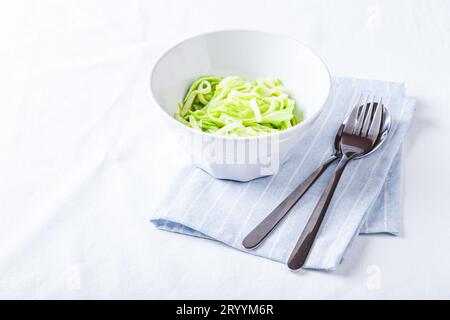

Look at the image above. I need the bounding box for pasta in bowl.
[150,30,330,181]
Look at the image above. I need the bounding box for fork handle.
[242,155,338,249]
[287,154,352,270]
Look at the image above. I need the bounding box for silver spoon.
[242,98,391,250]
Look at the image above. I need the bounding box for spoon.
[242,98,391,250]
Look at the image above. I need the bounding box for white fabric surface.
[0,0,449,299]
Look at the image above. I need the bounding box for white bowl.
[150,30,331,181]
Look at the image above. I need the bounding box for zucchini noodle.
[175,76,302,137]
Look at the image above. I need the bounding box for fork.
[287,96,384,270]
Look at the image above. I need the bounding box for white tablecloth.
[0,0,449,299]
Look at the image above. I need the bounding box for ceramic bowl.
[150,30,331,181]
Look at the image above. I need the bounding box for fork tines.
[345,95,383,139]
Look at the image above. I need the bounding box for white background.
[0,0,449,299]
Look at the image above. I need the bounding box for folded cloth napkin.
[151,77,416,270]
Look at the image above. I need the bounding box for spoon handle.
[287,154,352,270]
[242,155,338,249]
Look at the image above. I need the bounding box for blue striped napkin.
[151,77,415,270]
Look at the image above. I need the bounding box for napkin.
[151,77,415,270]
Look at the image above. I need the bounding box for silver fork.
[287,96,385,270]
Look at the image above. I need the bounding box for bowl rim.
[150,29,331,141]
